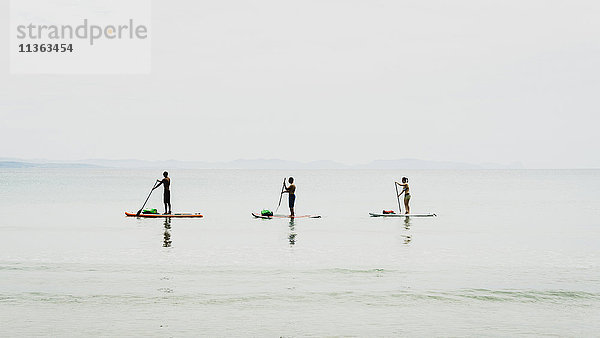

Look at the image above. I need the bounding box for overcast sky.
[1,0,599,168]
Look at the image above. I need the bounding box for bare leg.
[404,199,410,214]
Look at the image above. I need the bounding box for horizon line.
[2,157,598,169]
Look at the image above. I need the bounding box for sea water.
[1,169,599,336]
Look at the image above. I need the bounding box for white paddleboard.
[252,213,321,219]
[369,213,436,217]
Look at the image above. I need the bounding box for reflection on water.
[163,218,172,247]
[404,217,411,230]
[288,219,296,246]
[402,217,411,245]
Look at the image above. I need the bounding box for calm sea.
[1,169,599,336]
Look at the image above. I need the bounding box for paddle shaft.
[136,182,158,216]
[275,178,286,212]
[395,182,402,214]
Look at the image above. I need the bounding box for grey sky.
[1,0,599,168]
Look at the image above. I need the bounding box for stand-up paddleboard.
[125,212,203,218]
[252,213,321,219]
[369,213,436,217]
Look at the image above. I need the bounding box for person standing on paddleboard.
[283,177,296,217]
[154,171,171,214]
[395,177,410,214]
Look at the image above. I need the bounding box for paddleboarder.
[395,177,410,214]
[154,171,171,214]
[282,177,296,217]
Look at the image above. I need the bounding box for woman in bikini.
[395,177,410,214]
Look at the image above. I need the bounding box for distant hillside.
[0,161,100,168]
[357,159,524,170]
[1,158,524,169]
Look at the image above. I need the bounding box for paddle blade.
[136,209,142,217]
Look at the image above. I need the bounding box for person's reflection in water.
[402,217,412,245]
[404,217,411,230]
[163,218,172,247]
[288,219,297,246]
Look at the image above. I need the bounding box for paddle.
[136,182,159,217]
[275,178,286,213]
[395,182,402,214]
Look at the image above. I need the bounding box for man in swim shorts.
[283,177,296,217]
[154,171,171,214]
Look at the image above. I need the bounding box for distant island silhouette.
[1,157,524,169]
